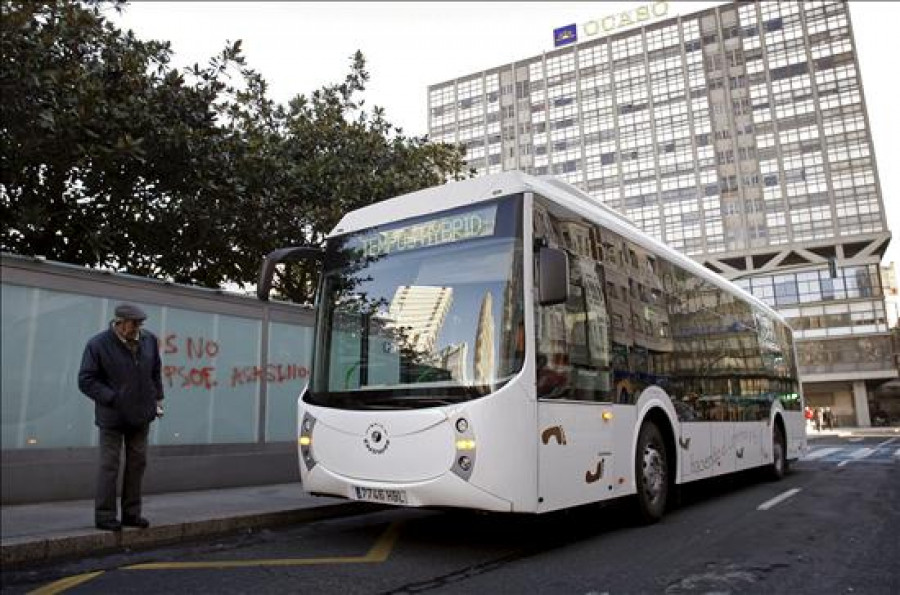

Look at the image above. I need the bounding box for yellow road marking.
[361,518,402,562]
[28,571,105,595]
[123,521,403,570]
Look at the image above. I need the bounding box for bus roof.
[329,171,787,327]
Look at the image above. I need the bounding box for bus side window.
[536,255,610,402]
[536,352,570,399]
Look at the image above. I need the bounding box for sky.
[109,1,899,266]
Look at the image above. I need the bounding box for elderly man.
[78,303,164,531]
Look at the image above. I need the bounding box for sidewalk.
[1,483,379,569]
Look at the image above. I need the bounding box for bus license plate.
[353,486,408,505]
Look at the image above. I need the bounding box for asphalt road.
[4,435,898,595]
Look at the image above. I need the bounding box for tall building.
[474,292,496,384]
[882,261,899,329]
[387,285,453,355]
[428,0,895,425]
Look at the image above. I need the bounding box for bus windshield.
[309,195,524,409]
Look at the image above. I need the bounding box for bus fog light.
[455,439,476,450]
[458,456,472,471]
[456,418,469,433]
[299,413,317,472]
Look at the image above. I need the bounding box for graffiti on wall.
[160,333,309,390]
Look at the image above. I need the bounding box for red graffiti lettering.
[164,334,178,355]
[162,334,219,359]
[185,336,219,360]
[230,366,250,387]
[163,365,182,388]
[229,364,309,387]
[162,365,217,389]
[186,367,217,389]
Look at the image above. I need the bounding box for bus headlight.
[452,416,476,480]
[299,413,317,471]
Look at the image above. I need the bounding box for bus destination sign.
[357,205,497,259]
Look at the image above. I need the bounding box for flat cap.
[114,303,147,321]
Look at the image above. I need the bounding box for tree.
[1,0,469,299]
[2,0,235,280]
[217,49,471,302]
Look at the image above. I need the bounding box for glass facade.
[428,0,893,424]
[429,1,884,255]
[1,284,311,449]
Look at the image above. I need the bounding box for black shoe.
[95,519,122,532]
[122,516,150,529]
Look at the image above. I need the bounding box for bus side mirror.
[257,246,324,301]
[539,246,569,306]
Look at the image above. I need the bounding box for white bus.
[258,171,806,522]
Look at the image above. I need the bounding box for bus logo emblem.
[364,423,390,454]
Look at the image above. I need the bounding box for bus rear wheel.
[634,421,668,523]
[769,423,788,481]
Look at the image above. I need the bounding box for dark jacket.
[78,325,164,429]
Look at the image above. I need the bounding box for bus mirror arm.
[538,246,569,306]
[257,246,324,301]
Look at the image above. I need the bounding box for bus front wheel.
[634,421,668,523]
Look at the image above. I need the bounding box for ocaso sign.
[585,1,669,37]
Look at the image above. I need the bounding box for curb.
[806,428,900,439]
[1,501,380,569]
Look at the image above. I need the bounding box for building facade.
[428,0,895,426]
[882,261,899,329]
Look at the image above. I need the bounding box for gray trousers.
[95,425,149,522]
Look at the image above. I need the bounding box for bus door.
[535,268,616,511]
[538,401,615,512]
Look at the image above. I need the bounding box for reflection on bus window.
[532,196,799,416]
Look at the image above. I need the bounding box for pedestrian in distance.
[78,303,165,531]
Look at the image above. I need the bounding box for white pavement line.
[757,488,802,511]
[802,447,842,460]
[877,437,898,449]
[872,437,899,462]
[838,447,875,467]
